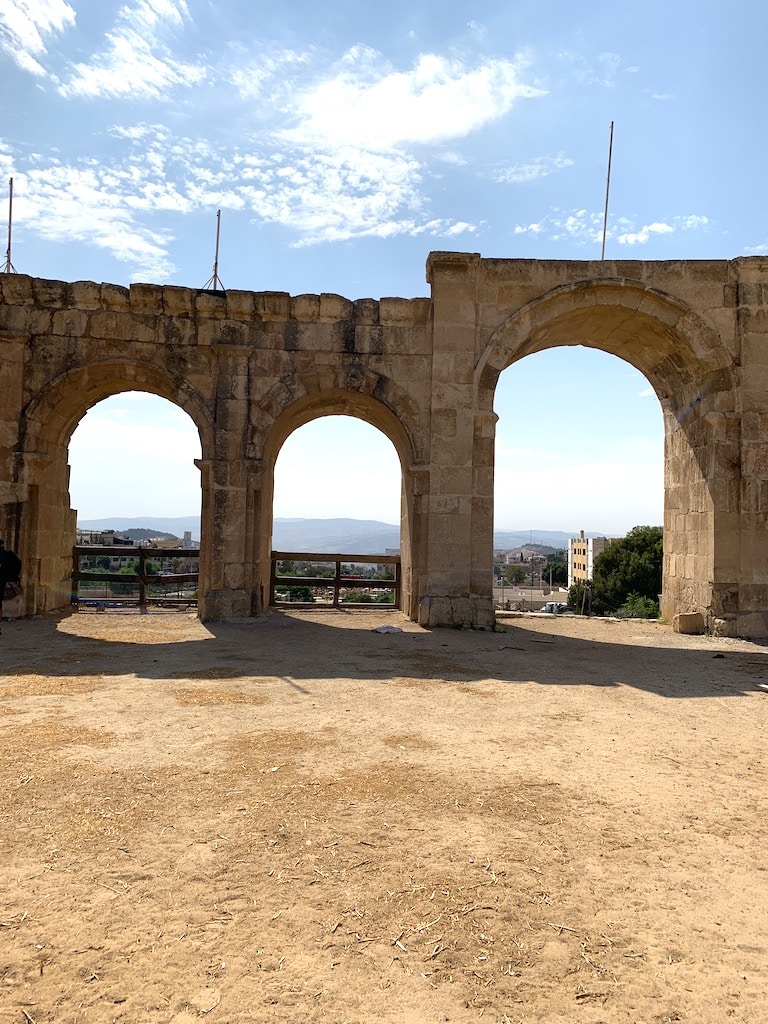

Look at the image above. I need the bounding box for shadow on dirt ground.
[2,607,767,699]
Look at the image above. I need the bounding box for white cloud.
[230,49,312,102]
[6,38,546,267]
[15,160,178,279]
[0,0,75,75]
[512,209,710,248]
[680,214,708,230]
[59,0,207,99]
[279,48,545,152]
[10,116,479,272]
[617,221,674,246]
[493,152,573,185]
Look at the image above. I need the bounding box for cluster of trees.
[568,525,663,618]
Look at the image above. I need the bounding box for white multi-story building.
[568,530,616,587]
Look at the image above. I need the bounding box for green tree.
[541,553,568,587]
[591,526,663,615]
[567,579,591,614]
[120,558,160,576]
[342,589,374,603]
[503,565,527,585]
[618,592,660,619]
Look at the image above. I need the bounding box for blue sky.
[5,0,764,535]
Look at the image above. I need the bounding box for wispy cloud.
[512,209,709,248]
[616,215,708,246]
[15,157,179,279]
[10,39,543,267]
[560,49,637,88]
[4,14,547,273]
[0,0,75,75]
[492,152,573,185]
[229,49,312,103]
[514,208,603,245]
[10,116,481,277]
[59,0,207,99]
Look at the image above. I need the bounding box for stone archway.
[4,256,768,635]
[473,277,739,630]
[257,385,423,620]
[17,362,213,617]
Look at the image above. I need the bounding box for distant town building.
[76,529,133,547]
[75,529,135,570]
[568,530,617,588]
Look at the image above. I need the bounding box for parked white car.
[540,601,573,615]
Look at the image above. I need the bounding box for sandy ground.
[0,607,767,1024]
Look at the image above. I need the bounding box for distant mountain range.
[77,516,613,553]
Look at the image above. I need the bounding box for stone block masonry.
[1,253,767,635]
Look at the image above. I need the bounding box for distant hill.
[122,528,179,542]
[76,517,615,552]
[492,529,613,550]
[78,516,201,541]
[272,518,400,554]
[75,516,400,551]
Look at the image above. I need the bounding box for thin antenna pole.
[203,209,224,290]
[600,121,614,261]
[3,177,17,274]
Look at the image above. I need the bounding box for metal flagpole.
[600,121,614,261]
[203,209,224,289]
[2,177,17,274]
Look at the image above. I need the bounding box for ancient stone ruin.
[1,251,765,635]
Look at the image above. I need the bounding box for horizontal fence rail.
[71,546,200,611]
[270,551,400,609]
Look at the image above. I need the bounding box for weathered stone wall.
[2,252,768,635]
[0,275,432,621]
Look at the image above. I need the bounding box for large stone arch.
[16,360,213,616]
[253,375,425,619]
[474,277,739,629]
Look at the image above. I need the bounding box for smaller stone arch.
[255,366,424,464]
[22,358,214,457]
[16,360,213,617]
[255,383,424,620]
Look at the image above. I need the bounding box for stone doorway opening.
[493,346,664,614]
[270,415,403,610]
[68,392,203,612]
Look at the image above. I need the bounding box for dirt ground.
[0,607,767,1024]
